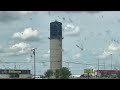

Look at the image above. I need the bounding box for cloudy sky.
[0,11,120,75]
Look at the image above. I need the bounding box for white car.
[32,76,41,79]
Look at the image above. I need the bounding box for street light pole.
[32,48,37,79]
[104,60,105,70]
[111,54,112,70]
[98,58,99,70]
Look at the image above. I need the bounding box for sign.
[0,69,31,74]
[8,70,21,74]
[84,69,93,73]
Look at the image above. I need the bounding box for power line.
[0,59,117,69]
[0,60,116,66]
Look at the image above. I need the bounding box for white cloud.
[98,50,112,59]
[73,53,81,59]
[26,57,32,62]
[98,43,120,59]
[0,45,5,53]
[47,50,50,54]
[43,54,49,58]
[10,42,31,55]
[108,43,120,51]
[17,11,33,15]
[13,28,41,41]
[48,11,101,16]
[63,24,80,36]
[0,45,2,50]
[10,42,30,50]
[0,11,34,22]
[42,50,50,59]
[0,11,33,15]
[62,49,68,54]
[0,45,3,53]
[0,43,31,57]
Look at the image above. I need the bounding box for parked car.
[80,74,92,78]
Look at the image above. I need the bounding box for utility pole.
[88,73,89,79]
[31,48,37,79]
[111,54,112,70]
[14,63,16,69]
[98,58,99,70]
[19,65,20,69]
[104,60,105,70]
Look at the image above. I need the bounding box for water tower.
[49,20,63,71]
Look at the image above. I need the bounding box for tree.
[54,69,60,79]
[44,69,53,79]
[54,67,71,79]
[117,72,120,78]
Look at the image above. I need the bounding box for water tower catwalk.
[49,20,63,71]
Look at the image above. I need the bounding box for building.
[0,69,32,79]
[95,70,120,79]
[49,20,63,71]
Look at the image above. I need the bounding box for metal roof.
[95,70,120,72]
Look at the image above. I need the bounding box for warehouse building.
[95,70,120,79]
[0,69,32,79]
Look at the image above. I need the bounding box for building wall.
[50,39,62,71]
[0,74,31,78]
[0,74,9,78]
[19,74,31,78]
